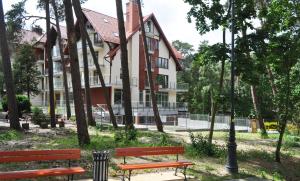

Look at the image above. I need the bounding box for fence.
[94,113,250,132]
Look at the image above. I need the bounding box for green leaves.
[5,0,27,42]
[13,44,41,97]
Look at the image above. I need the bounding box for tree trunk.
[72,0,118,128]
[45,0,56,128]
[208,29,227,144]
[250,85,267,135]
[241,26,267,137]
[51,0,72,119]
[63,0,90,146]
[266,65,277,98]
[275,64,290,163]
[137,0,163,132]
[82,34,96,126]
[0,0,21,130]
[115,0,134,130]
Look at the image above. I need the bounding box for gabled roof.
[82,8,119,44]
[53,25,68,40]
[172,46,183,60]
[81,8,182,70]
[20,29,45,44]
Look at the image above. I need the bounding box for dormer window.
[104,18,108,23]
[113,32,119,37]
[94,33,101,44]
[145,21,152,33]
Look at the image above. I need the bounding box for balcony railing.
[80,76,138,87]
[158,82,188,91]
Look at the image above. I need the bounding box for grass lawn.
[0,123,299,181]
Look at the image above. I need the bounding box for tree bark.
[208,28,227,144]
[0,0,21,130]
[115,0,134,130]
[63,0,90,146]
[266,65,277,98]
[241,25,267,136]
[45,0,56,128]
[51,0,72,119]
[71,0,118,128]
[137,0,164,132]
[251,85,267,135]
[275,63,290,162]
[82,33,96,126]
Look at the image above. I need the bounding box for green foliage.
[187,132,225,157]
[283,135,300,148]
[5,0,26,42]
[0,130,22,142]
[31,107,47,125]
[13,44,41,97]
[114,129,137,143]
[2,95,31,117]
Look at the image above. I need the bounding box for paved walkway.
[78,171,196,181]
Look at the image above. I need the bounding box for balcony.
[157,82,189,92]
[81,76,138,88]
[103,101,188,116]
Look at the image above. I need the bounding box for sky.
[3,0,230,49]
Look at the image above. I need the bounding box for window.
[120,68,123,79]
[114,89,123,104]
[145,21,152,33]
[156,57,169,69]
[94,33,101,44]
[146,37,159,52]
[156,92,169,107]
[139,91,143,104]
[156,74,169,88]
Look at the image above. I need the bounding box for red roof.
[53,25,68,40]
[20,29,44,44]
[82,8,120,44]
[172,46,183,60]
[81,8,182,71]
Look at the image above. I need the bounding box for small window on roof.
[113,32,119,37]
[104,18,108,23]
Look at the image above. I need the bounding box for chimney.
[126,0,140,33]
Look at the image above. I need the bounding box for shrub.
[187,132,226,157]
[31,107,47,125]
[114,129,137,144]
[2,95,31,117]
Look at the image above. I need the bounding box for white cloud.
[3,0,229,49]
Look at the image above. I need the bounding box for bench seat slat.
[0,149,80,157]
[0,167,85,180]
[115,146,184,157]
[117,161,194,170]
[0,149,81,163]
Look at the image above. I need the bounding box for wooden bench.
[0,149,85,180]
[115,146,194,181]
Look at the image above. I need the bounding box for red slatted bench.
[115,146,194,181]
[0,149,85,180]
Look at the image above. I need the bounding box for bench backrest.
[115,146,184,157]
[0,149,81,163]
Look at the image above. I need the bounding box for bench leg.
[67,174,74,181]
[122,170,125,181]
[183,166,187,181]
[128,170,132,181]
[175,167,178,176]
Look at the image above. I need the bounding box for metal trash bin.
[93,150,110,181]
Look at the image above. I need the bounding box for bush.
[2,95,31,117]
[114,129,137,144]
[31,107,47,125]
[187,132,226,157]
